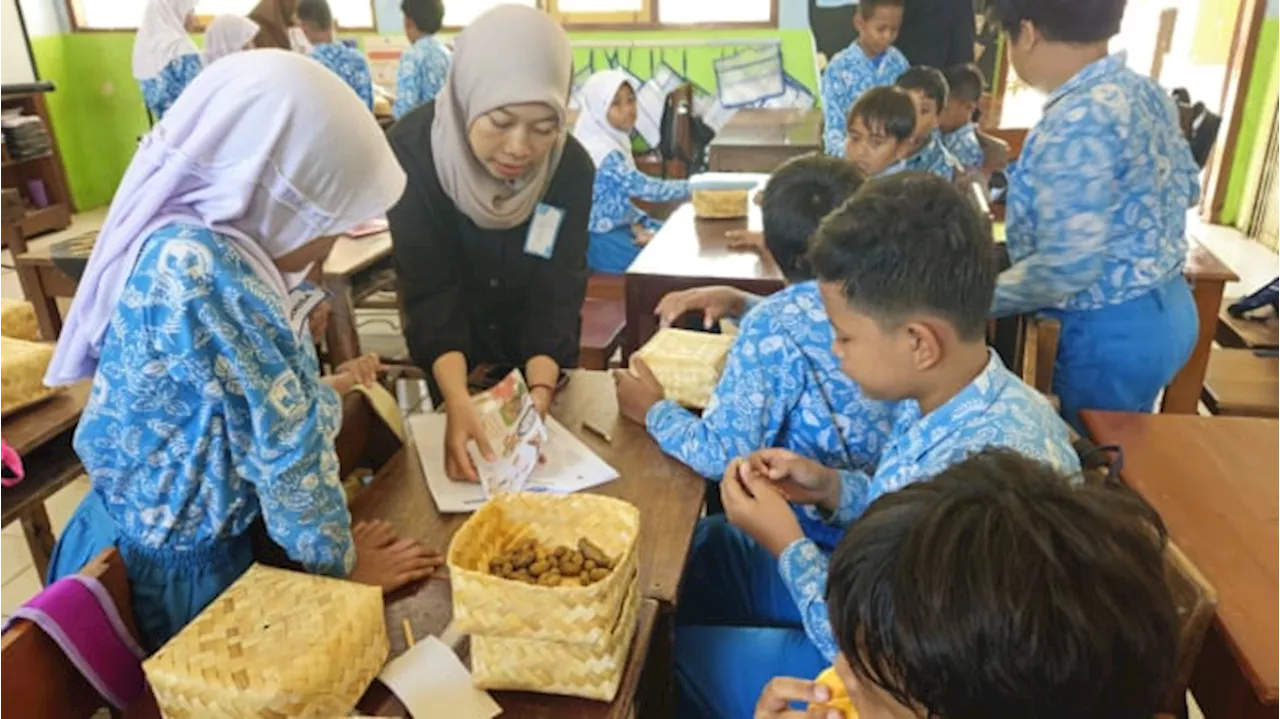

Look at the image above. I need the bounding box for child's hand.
[721,459,806,557]
[654,286,748,328]
[350,532,444,594]
[748,449,842,511]
[726,229,766,251]
[633,226,656,247]
[614,359,664,426]
[754,676,843,719]
[352,520,398,549]
[335,352,385,387]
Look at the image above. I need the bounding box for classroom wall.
[1220,0,1279,227]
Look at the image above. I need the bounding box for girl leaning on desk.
[387,5,595,482]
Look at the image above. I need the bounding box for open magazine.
[465,370,548,495]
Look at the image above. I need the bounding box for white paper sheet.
[410,415,620,513]
[377,636,501,719]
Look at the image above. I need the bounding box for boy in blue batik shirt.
[940,63,986,171]
[394,0,450,119]
[615,155,894,551]
[895,66,963,180]
[298,0,374,110]
[989,0,1201,432]
[842,86,917,179]
[673,174,1080,719]
[820,0,910,157]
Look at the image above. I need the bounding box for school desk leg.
[21,504,54,586]
[1161,278,1226,414]
[639,610,675,719]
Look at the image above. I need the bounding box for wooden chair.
[579,297,626,371]
[1199,347,1279,418]
[1160,542,1219,717]
[990,314,1061,400]
[1,547,160,718]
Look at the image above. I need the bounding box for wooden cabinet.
[1,83,72,249]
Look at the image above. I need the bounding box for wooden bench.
[1217,299,1279,350]
[1201,347,1279,417]
[580,297,625,371]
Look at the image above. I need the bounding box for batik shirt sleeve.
[140,53,203,120]
[589,151,692,234]
[945,124,985,170]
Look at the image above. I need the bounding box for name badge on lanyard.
[524,203,564,260]
[288,285,329,339]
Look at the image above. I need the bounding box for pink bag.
[1,439,24,487]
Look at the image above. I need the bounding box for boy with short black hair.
[940,62,986,170]
[894,66,962,179]
[616,158,892,554]
[843,86,917,178]
[756,448,1178,719]
[298,0,375,110]
[394,0,450,119]
[988,0,1201,433]
[672,173,1079,718]
[820,0,910,158]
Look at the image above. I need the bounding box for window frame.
[442,0,778,32]
[62,0,380,33]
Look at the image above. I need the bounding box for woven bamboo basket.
[633,328,736,409]
[143,564,388,719]
[471,574,641,701]
[448,492,640,645]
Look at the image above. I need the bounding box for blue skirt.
[587,227,643,274]
[47,491,254,652]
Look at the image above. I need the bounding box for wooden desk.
[350,371,705,716]
[708,109,823,173]
[1217,300,1279,350]
[0,381,91,581]
[320,231,396,367]
[1201,348,1279,418]
[10,239,80,341]
[1161,243,1241,414]
[1081,411,1279,719]
[624,204,784,356]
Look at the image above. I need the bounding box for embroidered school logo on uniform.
[266,371,307,423]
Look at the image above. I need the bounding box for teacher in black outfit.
[387,4,593,481]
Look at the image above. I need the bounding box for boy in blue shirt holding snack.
[989,0,1201,432]
[894,66,963,180]
[674,174,1079,719]
[820,0,910,158]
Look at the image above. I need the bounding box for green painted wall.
[1221,17,1279,226]
[31,29,817,211]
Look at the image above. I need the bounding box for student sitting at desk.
[989,0,1201,433]
[820,0,910,158]
[894,66,963,180]
[843,86,918,179]
[574,70,691,274]
[755,449,1177,719]
[616,155,893,552]
[673,174,1079,718]
[394,0,450,120]
[132,0,203,120]
[939,62,986,172]
[41,51,441,652]
[298,0,375,110]
[200,15,259,66]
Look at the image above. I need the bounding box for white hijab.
[201,15,259,65]
[132,0,200,80]
[47,49,407,386]
[573,70,637,170]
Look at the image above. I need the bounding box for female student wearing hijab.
[387,5,594,483]
[132,0,202,120]
[43,50,441,651]
[574,70,691,274]
[248,0,301,51]
[201,15,259,65]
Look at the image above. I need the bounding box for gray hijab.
[430,5,572,230]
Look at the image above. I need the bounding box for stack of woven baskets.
[448,492,642,701]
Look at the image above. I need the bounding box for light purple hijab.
[45,49,406,387]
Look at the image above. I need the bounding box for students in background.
[394,0,450,120]
[842,86,917,178]
[298,0,374,110]
[756,449,1176,719]
[989,0,1200,432]
[820,0,909,157]
[894,66,963,180]
[132,0,202,120]
[673,174,1079,718]
[616,155,893,553]
[200,15,258,66]
[940,62,986,171]
[42,51,440,651]
[248,0,299,50]
[388,6,593,482]
[574,70,690,274]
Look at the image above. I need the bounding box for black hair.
[761,154,866,283]
[847,86,916,143]
[826,448,1177,719]
[987,0,1125,43]
[858,0,904,19]
[808,173,994,340]
[944,63,985,103]
[296,0,332,29]
[401,0,445,35]
[895,66,949,111]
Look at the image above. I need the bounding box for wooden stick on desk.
[402,618,415,649]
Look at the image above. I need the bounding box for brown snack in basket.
[578,538,614,569]
[528,560,550,577]
[486,536,617,586]
[537,571,562,587]
[588,567,610,582]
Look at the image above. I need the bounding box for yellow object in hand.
[811,667,857,718]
